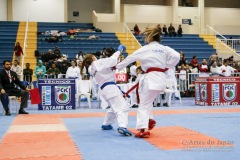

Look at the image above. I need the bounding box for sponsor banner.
[38,79,76,110]
[116,73,128,83]
[212,84,219,103]
[222,83,236,101]
[195,83,200,101]
[200,84,207,101]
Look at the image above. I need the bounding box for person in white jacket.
[219,59,238,77]
[82,45,132,137]
[117,25,180,138]
[66,60,81,79]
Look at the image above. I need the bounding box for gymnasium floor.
[0,98,239,160]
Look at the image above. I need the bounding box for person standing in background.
[11,60,22,76]
[14,42,24,62]
[23,63,33,83]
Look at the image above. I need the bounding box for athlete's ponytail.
[143,25,162,43]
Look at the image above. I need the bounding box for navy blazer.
[0,69,26,93]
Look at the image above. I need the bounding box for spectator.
[185,64,192,87]
[228,56,234,66]
[233,60,240,72]
[227,36,233,46]
[34,60,46,79]
[23,63,33,83]
[179,51,187,66]
[157,24,162,35]
[0,60,30,115]
[44,61,50,70]
[59,61,68,78]
[43,35,59,42]
[162,25,168,36]
[133,24,141,36]
[219,59,238,77]
[177,25,183,37]
[168,23,176,37]
[190,56,198,68]
[129,61,137,82]
[46,63,60,78]
[78,60,85,80]
[53,46,62,60]
[198,59,210,77]
[217,60,222,67]
[44,49,55,62]
[68,28,76,35]
[210,61,220,76]
[178,64,186,92]
[14,42,24,62]
[53,60,61,70]
[66,60,80,79]
[11,60,22,75]
[76,51,85,61]
[209,53,219,66]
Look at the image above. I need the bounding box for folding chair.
[76,80,92,108]
[1,94,19,115]
[164,79,182,106]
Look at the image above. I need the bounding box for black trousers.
[0,90,29,111]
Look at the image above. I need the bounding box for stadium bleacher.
[0,21,19,69]
[37,22,122,60]
[136,34,216,62]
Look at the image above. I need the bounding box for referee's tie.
[7,71,12,83]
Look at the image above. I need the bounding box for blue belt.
[100,82,130,98]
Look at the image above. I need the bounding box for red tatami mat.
[130,126,233,150]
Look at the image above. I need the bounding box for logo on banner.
[42,86,51,105]
[55,86,71,105]
[212,84,219,102]
[195,83,200,101]
[200,84,207,101]
[223,84,236,101]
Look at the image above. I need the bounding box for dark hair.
[223,59,229,63]
[3,60,11,65]
[105,47,115,57]
[14,59,19,64]
[192,56,196,59]
[26,63,30,65]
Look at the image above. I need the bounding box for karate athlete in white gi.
[219,59,238,76]
[82,45,132,136]
[117,25,180,138]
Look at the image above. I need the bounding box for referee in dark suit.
[0,60,30,116]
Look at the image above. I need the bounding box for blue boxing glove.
[118,44,126,52]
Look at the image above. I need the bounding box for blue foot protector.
[117,127,132,136]
[101,125,113,130]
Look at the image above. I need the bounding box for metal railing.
[21,12,30,80]
[18,72,240,91]
[205,25,240,60]
[122,23,142,49]
[205,25,226,40]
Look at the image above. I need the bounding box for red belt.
[146,67,168,73]
[124,67,168,104]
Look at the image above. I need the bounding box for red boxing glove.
[234,70,238,73]
[222,70,226,73]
